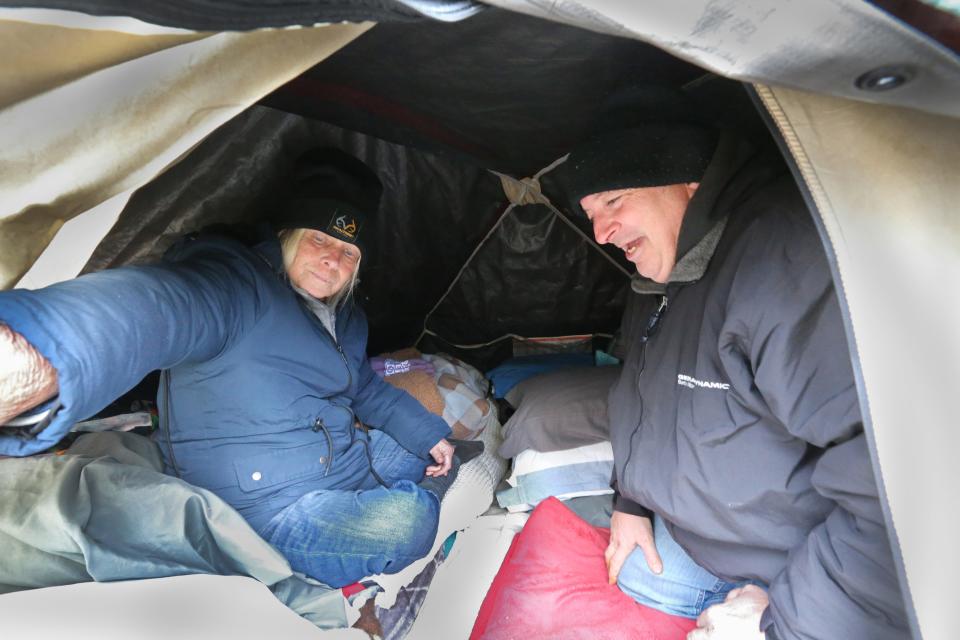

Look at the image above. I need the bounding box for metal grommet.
[855,65,915,92]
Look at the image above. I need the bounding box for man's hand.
[605,510,662,584]
[0,323,58,425]
[425,438,454,477]
[687,584,768,640]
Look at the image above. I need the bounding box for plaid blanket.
[423,353,495,440]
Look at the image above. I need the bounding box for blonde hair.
[278,228,361,308]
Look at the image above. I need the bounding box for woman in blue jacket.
[0,149,467,588]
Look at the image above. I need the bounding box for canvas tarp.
[487,0,960,119]
[755,83,960,640]
[0,10,372,288]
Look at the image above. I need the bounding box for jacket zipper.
[620,293,669,493]
[642,295,669,344]
[304,303,354,476]
[324,308,388,488]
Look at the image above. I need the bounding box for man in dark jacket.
[0,149,461,589]
[564,117,909,639]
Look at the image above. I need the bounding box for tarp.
[755,83,960,640]
[0,11,372,288]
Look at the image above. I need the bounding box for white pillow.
[496,441,614,513]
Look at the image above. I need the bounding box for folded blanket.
[423,353,494,440]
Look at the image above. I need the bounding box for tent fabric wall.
[78,106,631,360]
[755,83,960,640]
[0,14,372,289]
[419,157,631,363]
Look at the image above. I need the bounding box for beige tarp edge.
[486,0,960,119]
[0,18,373,289]
[0,19,209,110]
[0,7,198,34]
[756,84,960,640]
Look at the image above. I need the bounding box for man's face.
[286,229,360,300]
[580,183,698,283]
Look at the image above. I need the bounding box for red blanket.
[471,497,697,640]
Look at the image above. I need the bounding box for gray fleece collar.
[293,285,338,340]
[630,216,728,295]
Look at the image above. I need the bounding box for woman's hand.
[426,438,455,477]
[606,510,663,585]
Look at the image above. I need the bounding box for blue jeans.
[617,515,759,618]
[257,430,439,588]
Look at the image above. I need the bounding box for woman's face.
[286,229,360,300]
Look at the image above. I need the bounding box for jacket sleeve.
[736,212,907,639]
[611,479,654,519]
[0,236,268,456]
[352,354,451,459]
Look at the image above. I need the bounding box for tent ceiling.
[260,9,705,176]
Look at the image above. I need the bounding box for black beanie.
[563,87,718,215]
[272,147,383,257]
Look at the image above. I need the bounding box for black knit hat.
[273,148,383,257]
[563,87,718,215]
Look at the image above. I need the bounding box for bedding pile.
[0,351,653,638]
[369,351,506,610]
[494,362,623,515]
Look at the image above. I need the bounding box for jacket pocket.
[233,442,330,493]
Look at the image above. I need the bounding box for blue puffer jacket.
[0,234,451,530]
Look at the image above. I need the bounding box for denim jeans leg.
[259,479,440,588]
[359,429,429,489]
[617,515,738,618]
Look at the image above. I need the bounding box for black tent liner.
[261,9,706,176]
[82,8,780,370]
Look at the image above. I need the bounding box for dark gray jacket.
[609,138,908,639]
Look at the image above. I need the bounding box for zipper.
[303,295,352,394]
[335,342,352,391]
[640,294,669,344]
[302,299,362,478]
[621,293,669,490]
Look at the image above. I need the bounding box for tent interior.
[77,9,778,369]
[4,2,960,639]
